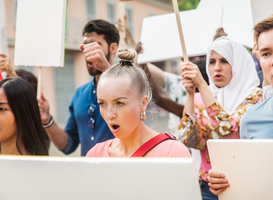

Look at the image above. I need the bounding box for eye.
[98,102,105,107]
[209,60,215,64]
[262,52,270,57]
[221,59,229,64]
[116,101,124,106]
[0,108,7,111]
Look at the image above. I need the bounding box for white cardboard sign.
[197,0,255,48]
[207,140,273,200]
[137,7,222,64]
[14,0,67,67]
[0,156,202,200]
[250,0,273,25]
[0,0,8,54]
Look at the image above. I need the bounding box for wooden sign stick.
[172,0,188,62]
[37,67,42,99]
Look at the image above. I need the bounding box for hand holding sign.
[0,53,17,78]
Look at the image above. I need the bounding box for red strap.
[0,72,3,81]
[131,133,176,157]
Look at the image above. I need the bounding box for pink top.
[86,138,191,158]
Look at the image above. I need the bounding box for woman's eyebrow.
[0,102,8,105]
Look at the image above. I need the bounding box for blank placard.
[250,0,273,25]
[14,0,67,67]
[208,140,273,200]
[137,7,222,64]
[0,156,202,200]
[0,0,8,54]
[198,0,254,48]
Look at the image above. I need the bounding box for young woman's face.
[0,88,16,143]
[208,50,233,87]
[97,75,147,140]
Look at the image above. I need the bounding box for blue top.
[240,96,273,139]
[62,79,115,156]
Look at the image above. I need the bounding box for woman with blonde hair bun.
[86,48,191,157]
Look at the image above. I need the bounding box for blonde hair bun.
[117,48,137,63]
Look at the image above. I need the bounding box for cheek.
[208,66,214,78]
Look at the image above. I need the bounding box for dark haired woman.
[0,78,48,155]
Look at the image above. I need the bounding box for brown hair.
[100,48,152,103]
[254,14,273,46]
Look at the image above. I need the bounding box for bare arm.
[140,63,184,117]
[38,92,68,149]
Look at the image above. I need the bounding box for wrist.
[197,82,208,92]
[42,115,54,128]
[42,114,52,125]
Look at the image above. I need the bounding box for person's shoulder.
[244,87,263,103]
[86,139,113,157]
[151,139,191,157]
[74,80,94,95]
[246,87,263,99]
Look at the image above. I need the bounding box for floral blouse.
[178,88,263,181]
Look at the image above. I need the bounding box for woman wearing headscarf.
[178,36,262,200]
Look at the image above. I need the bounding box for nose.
[106,106,117,120]
[214,61,221,72]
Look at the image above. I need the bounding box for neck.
[0,135,25,155]
[111,123,158,157]
[94,74,101,87]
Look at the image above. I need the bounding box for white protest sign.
[197,0,254,48]
[207,140,273,200]
[137,7,222,64]
[0,0,8,54]
[0,156,202,200]
[250,0,273,25]
[14,0,67,67]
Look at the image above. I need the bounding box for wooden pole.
[118,2,126,40]
[172,0,188,62]
[37,67,42,99]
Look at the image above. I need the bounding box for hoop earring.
[140,111,146,121]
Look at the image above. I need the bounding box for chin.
[88,68,102,76]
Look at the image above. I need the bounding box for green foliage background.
[176,0,201,11]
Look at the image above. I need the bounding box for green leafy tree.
[177,0,200,11]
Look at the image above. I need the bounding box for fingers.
[207,169,229,195]
[40,91,46,101]
[79,44,85,51]
[208,169,225,179]
[0,53,7,58]
[82,42,101,54]
[82,43,104,64]
[209,187,227,196]
[181,61,198,72]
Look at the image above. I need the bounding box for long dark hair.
[0,78,48,155]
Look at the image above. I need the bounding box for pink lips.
[214,74,223,80]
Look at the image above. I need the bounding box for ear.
[109,43,118,55]
[140,95,148,112]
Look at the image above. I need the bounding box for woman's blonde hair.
[100,47,152,103]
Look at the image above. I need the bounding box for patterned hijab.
[205,36,260,114]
